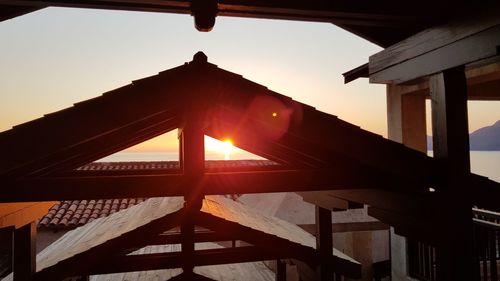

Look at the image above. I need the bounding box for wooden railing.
[407,208,500,281]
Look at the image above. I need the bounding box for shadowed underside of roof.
[0,53,435,189]
[0,1,490,48]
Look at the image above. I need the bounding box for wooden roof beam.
[2,168,427,202]
[369,8,500,84]
[87,246,296,276]
[195,211,361,278]
[1,0,427,27]
[36,209,185,280]
[0,4,43,22]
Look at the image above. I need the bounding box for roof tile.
[38,160,277,229]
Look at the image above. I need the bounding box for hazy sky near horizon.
[1,7,499,152]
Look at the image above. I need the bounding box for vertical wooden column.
[386,83,427,281]
[429,66,473,281]
[275,259,286,281]
[315,206,333,281]
[14,222,36,281]
[179,117,205,277]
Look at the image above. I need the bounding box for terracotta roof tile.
[38,160,276,229]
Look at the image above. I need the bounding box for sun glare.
[205,136,237,160]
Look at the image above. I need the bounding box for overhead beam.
[1,0,429,28]
[298,191,363,211]
[2,168,426,202]
[299,221,389,234]
[369,10,500,84]
[0,4,42,21]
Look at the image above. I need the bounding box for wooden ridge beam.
[369,9,500,84]
[2,168,426,202]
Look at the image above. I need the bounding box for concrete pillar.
[386,84,427,281]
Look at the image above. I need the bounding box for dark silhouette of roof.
[0,52,434,190]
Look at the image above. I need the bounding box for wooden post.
[315,206,333,281]
[14,222,36,281]
[429,66,474,281]
[276,259,286,281]
[180,117,205,275]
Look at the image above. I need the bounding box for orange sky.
[1,8,499,154]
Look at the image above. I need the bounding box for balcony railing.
[408,208,500,281]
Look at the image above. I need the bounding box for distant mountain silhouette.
[427,120,500,151]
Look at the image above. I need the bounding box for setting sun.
[205,136,237,160]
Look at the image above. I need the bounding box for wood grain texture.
[89,243,275,281]
[36,197,184,272]
[369,9,500,84]
[201,196,359,265]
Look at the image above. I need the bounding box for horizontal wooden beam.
[298,191,363,211]
[36,210,185,280]
[330,189,440,219]
[195,212,361,278]
[87,246,294,275]
[1,168,425,202]
[1,0,428,27]
[367,207,443,245]
[469,174,500,212]
[299,221,389,234]
[369,9,500,84]
[0,4,42,21]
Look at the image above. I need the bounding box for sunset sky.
[1,7,499,153]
